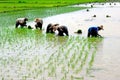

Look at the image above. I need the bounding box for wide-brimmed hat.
[100,25,104,30]
[53,23,59,26]
[52,23,59,31]
[34,18,41,22]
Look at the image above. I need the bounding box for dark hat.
[75,29,82,34]
[24,18,28,21]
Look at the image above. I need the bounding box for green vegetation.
[0,0,105,79]
[0,0,106,13]
[0,27,103,80]
[105,0,120,1]
[0,6,85,28]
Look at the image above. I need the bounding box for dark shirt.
[88,26,100,37]
[57,26,69,36]
[88,27,98,33]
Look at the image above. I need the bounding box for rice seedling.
[0,11,103,80]
[71,75,84,80]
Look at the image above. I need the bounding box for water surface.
[0,2,120,80]
[41,2,120,80]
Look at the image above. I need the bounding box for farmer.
[34,18,43,30]
[52,24,69,36]
[15,17,28,28]
[46,23,55,33]
[87,25,104,37]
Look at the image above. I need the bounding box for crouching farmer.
[15,18,28,28]
[34,18,43,30]
[87,25,104,37]
[46,23,57,33]
[52,24,69,36]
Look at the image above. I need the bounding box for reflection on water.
[41,2,120,80]
[42,2,120,38]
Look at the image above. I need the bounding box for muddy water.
[41,3,120,80]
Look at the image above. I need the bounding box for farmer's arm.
[97,32,103,37]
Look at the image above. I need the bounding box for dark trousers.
[35,22,42,30]
[46,24,54,33]
[58,26,69,36]
[88,31,97,37]
[15,22,26,28]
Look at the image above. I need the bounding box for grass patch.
[0,0,106,13]
[0,6,86,28]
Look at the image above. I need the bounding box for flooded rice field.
[42,3,120,80]
[0,2,120,80]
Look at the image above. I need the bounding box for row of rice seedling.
[0,28,102,80]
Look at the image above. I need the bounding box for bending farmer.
[15,18,28,28]
[87,25,104,37]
